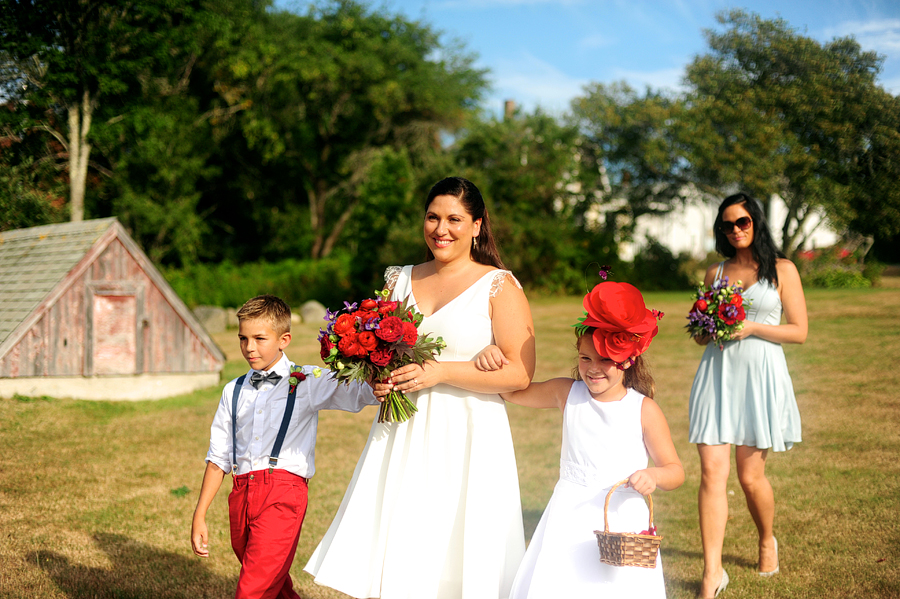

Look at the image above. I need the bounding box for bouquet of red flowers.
[319,289,446,423]
[685,276,749,350]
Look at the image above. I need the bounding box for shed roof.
[0,218,118,347]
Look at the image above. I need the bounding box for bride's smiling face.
[424,194,482,262]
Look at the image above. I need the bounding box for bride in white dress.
[304,177,536,599]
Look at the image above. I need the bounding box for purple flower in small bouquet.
[685,276,750,350]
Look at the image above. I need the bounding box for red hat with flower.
[574,276,663,370]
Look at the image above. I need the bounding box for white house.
[606,193,840,262]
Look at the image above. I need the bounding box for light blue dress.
[688,264,802,451]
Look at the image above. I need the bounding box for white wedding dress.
[304,265,525,599]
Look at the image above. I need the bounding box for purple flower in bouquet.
[320,289,446,423]
[685,277,750,350]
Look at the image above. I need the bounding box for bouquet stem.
[377,388,419,423]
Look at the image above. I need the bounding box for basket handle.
[602,478,655,534]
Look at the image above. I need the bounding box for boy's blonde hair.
[236,295,292,336]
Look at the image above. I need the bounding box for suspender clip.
[268,457,278,474]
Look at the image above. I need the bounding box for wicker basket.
[593,478,662,568]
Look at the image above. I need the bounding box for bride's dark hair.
[714,193,785,286]
[424,177,505,269]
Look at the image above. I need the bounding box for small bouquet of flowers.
[685,276,749,350]
[319,289,446,423]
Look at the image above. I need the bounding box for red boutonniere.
[288,368,306,394]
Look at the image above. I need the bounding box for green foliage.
[683,9,900,253]
[0,0,206,219]
[807,269,871,289]
[450,109,609,293]
[199,0,487,260]
[161,254,354,309]
[627,238,694,291]
[339,147,418,294]
[796,248,872,289]
[169,485,190,498]
[0,156,67,231]
[571,82,694,214]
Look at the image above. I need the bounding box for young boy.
[191,295,377,599]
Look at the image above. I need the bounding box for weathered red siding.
[0,235,222,377]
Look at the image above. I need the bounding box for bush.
[795,247,875,289]
[806,268,871,289]
[628,238,694,291]
[161,255,354,308]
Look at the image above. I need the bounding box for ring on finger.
[413,378,418,386]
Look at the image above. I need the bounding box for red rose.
[360,298,378,310]
[338,333,366,357]
[377,300,398,314]
[333,313,357,337]
[375,316,404,342]
[717,303,745,326]
[370,347,394,367]
[401,321,418,345]
[319,335,335,360]
[693,299,708,313]
[358,331,379,352]
[593,329,653,364]
[581,282,659,361]
[729,294,743,307]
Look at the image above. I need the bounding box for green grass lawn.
[1,284,898,598]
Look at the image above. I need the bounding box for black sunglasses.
[719,216,752,234]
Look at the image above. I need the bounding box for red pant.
[229,469,309,599]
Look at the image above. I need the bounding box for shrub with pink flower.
[319,290,446,423]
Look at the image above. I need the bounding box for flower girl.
[478,281,684,598]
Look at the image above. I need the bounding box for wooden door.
[91,294,137,375]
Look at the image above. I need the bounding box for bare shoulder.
[490,269,526,300]
[775,258,804,289]
[640,396,671,425]
[776,257,800,277]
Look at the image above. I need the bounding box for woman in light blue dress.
[688,193,807,598]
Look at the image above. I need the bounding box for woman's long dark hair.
[714,193,784,286]
[424,177,505,269]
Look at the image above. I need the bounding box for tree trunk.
[67,90,94,222]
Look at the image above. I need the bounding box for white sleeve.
[306,369,378,413]
[205,379,236,473]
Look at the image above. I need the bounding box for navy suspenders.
[230,375,246,475]
[230,367,299,476]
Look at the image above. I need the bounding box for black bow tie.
[250,370,282,389]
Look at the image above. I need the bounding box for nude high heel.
[715,569,729,597]
[759,536,780,577]
[699,569,729,599]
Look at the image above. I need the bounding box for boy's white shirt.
[205,352,377,478]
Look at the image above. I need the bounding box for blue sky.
[354,0,900,115]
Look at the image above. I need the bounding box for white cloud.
[822,18,900,52]
[610,66,687,93]
[484,52,589,113]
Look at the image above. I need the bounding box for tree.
[199,0,487,260]
[683,9,900,254]
[571,82,700,239]
[452,108,607,291]
[0,0,196,222]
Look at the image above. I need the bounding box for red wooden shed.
[0,218,224,400]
